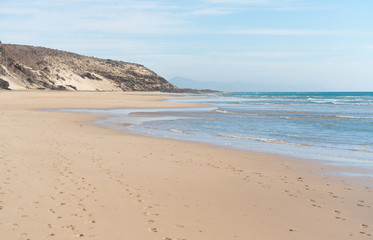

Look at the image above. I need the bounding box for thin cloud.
[208,0,268,4]
[222,51,324,58]
[226,29,368,36]
[0,0,187,36]
[206,0,316,13]
[188,8,233,15]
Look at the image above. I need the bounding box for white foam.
[213,109,258,116]
[336,115,373,119]
[216,134,308,146]
[169,129,189,134]
[215,109,229,114]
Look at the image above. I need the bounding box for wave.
[307,98,344,104]
[213,109,258,116]
[335,115,373,119]
[278,114,373,120]
[216,134,309,146]
[214,109,229,114]
[169,129,189,134]
[288,135,317,140]
[349,149,373,154]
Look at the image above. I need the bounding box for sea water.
[59,92,373,174]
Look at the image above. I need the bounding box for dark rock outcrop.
[0,78,10,89]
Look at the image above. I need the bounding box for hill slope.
[0,41,178,92]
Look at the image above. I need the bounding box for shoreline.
[67,99,373,180]
[0,91,372,239]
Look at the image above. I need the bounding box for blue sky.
[1,0,372,91]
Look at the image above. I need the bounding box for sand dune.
[0,91,372,239]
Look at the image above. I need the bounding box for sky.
[0,0,372,91]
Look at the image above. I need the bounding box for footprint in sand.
[356,202,369,208]
[20,232,29,239]
[11,223,19,230]
[150,227,158,232]
[65,225,75,231]
[143,211,152,216]
[360,231,372,237]
[335,216,346,221]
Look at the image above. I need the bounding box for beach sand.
[0,91,372,240]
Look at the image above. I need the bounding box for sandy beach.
[0,91,372,240]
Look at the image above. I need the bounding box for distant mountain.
[169,76,257,92]
[169,76,326,92]
[0,41,178,92]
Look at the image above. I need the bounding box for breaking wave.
[213,109,258,116]
[216,134,309,146]
[169,129,189,134]
[335,115,373,119]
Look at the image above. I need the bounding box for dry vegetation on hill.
[0,41,179,92]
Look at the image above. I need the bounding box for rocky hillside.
[0,41,178,92]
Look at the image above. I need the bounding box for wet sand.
[0,91,372,239]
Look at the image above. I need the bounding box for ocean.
[62,92,373,175]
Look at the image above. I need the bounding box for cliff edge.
[0,41,178,92]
